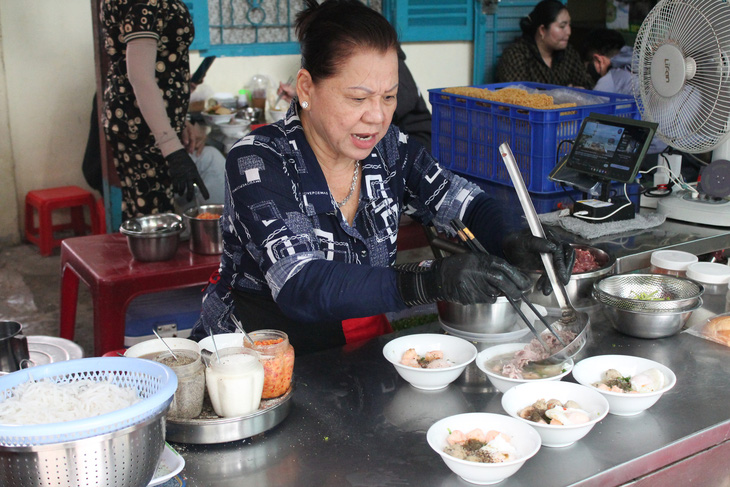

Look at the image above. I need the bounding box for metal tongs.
[449,218,564,354]
[499,142,590,364]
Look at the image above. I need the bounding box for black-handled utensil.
[449,218,565,348]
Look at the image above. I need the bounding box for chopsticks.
[273,76,295,110]
[449,218,565,348]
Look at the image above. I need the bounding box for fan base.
[657,191,730,227]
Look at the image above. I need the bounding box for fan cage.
[633,0,730,153]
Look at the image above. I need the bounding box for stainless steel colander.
[593,274,704,312]
[0,411,165,487]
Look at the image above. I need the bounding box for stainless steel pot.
[0,321,30,372]
[184,205,223,255]
[437,297,518,336]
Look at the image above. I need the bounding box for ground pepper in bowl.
[248,330,295,398]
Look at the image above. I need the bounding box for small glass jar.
[650,250,698,277]
[155,349,205,419]
[684,262,730,315]
[205,347,264,418]
[248,330,295,399]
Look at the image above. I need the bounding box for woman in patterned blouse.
[495,0,594,88]
[191,0,574,355]
[100,0,208,219]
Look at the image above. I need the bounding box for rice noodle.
[0,379,140,425]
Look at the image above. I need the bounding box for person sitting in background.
[582,28,631,94]
[191,0,575,355]
[495,0,594,89]
[581,28,671,169]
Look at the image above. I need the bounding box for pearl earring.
[301,101,309,109]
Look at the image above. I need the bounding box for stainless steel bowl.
[601,299,703,339]
[183,205,223,254]
[120,213,184,262]
[525,244,615,309]
[0,411,166,487]
[437,297,518,336]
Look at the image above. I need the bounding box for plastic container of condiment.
[205,347,264,418]
[155,349,205,419]
[248,330,295,399]
[650,250,698,277]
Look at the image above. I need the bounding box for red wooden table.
[59,233,220,356]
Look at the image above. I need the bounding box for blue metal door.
[473,0,541,85]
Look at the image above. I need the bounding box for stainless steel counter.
[173,306,730,487]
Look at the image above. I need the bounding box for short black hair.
[581,28,626,63]
[295,0,399,83]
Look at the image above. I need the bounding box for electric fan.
[632,0,730,226]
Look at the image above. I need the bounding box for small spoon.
[230,314,255,346]
[210,332,221,363]
[152,329,178,362]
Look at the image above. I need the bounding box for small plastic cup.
[205,347,264,417]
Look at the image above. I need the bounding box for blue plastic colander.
[0,357,177,446]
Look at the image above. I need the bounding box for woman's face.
[299,47,399,166]
[540,9,571,51]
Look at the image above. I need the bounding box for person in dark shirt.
[495,0,594,88]
[191,0,574,354]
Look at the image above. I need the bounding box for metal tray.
[165,387,293,444]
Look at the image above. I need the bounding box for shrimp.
[400,348,420,368]
[424,350,444,361]
[446,429,467,445]
[466,428,487,443]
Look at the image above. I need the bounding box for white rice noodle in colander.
[0,378,140,425]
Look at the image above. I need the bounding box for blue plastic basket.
[0,357,177,446]
[429,82,639,193]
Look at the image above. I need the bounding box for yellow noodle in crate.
[442,86,577,110]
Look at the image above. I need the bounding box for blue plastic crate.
[124,286,204,347]
[429,82,639,193]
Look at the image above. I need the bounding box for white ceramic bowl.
[427,412,541,485]
[269,109,287,122]
[476,343,573,394]
[501,381,609,447]
[198,333,244,354]
[202,111,235,126]
[124,337,200,359]
[382,333,477,391]
[216,118,250,138]
[571,354,676,416]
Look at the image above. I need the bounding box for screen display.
[566,114,656,183]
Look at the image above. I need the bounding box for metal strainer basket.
[0,357,177,487]
[593,274,704,312]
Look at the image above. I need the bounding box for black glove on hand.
[395,253,532,307]
[166,149,210,202]
[502,228,575,296]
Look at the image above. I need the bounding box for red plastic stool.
[25,186,102,256]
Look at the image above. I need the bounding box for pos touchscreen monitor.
[564,113,657,184]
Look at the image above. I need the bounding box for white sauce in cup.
[205,349,264,417]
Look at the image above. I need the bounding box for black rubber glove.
[166,149,210,202]
[395,253,532,307]
[502,228,575,296]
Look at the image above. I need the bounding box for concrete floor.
[0,243,94,356]
[0,240,434,358]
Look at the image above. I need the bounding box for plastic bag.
[508,84,610,107]
[683,311,730,348]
